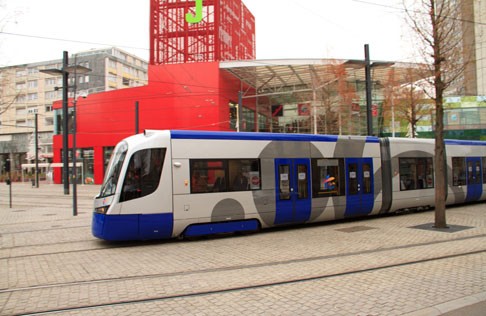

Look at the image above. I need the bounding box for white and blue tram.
[92,130,486,241]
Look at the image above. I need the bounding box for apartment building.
[0,47,148,180]
[461,0,486,96]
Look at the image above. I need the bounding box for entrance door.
[344,158,374,217]
[466,157,482,202]
[275,158,311,224]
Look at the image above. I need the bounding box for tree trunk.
[434,100,447,228]
[431,0,448,228]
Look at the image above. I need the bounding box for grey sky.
[0,0,416,66]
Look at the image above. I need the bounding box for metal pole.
[237,91,243,132]
[9,168,12,208]
[391,95,396,137]
[34,113,39,188]
[135,101,139,134]
[72,55,78,216]
[7,158,12,208]
[73,99,78,216]
[364,44,373,136]
[62,51,70,195]
[313,89,317,134]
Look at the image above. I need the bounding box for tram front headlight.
[94,206,109,214]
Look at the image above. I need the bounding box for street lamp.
[344,45,394,136]
[71,56,91,216]
[40,51,90,196]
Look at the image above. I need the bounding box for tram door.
[465,157,482,203]
[344,158,374,217]
[274,158,312,225]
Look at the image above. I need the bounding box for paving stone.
[0,183,485,315]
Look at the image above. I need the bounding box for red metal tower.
[150,0,255,65]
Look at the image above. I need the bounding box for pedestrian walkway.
[0,183,485,315]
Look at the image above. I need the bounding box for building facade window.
[45,91,61,100]
[80,148,95,183]
[16,82,26,90]
[28,80,38,89]
[45,77,59,86]
[27,93,38,101]
[15,95,26,103]
[242,107,255,132]
[16,69,27,77]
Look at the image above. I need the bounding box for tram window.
[120,148,166,202]
[483,157,486,184]
[278,164,291,200]
[469,161,481,184]
[399,158,434,191]
[190,159,261,193]
[312,158,345,197]
[362,163,372,194]
[191,160,226,193]
[229,159,261,191]
[452,157,466,186]
[297,164,308,199]
[348,163,359,195]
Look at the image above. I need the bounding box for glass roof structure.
[221,59,427,101]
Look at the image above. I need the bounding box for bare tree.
[0,68,19,116]
[1,1,22,114]
[395,69,431,138]
[331,63,359,135]
[405,0,469,228]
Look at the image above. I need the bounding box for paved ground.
[0,182,485,316]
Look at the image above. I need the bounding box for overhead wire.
[1,0,485,67]
[2,0,484,124]
[0,31,150,55]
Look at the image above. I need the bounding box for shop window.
[399,158,434,191]
[312,158,345,197]
[229,101,238,130]
[452,157,466,186]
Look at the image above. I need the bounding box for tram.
[92,130,486,241]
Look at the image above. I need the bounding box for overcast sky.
[0,0,418,67]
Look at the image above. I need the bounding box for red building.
[52,0,256,185]
[150,0,255,64]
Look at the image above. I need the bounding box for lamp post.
[365,44,373,136]
[344,45,394,136]
[41,51,69,194]
[71,56,91,216]
[34,113,39,188]
[72,97,79,216]
[40,51,91,198]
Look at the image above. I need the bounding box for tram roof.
[220,59,428,99]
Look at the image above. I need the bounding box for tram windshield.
[99,141,128,198]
